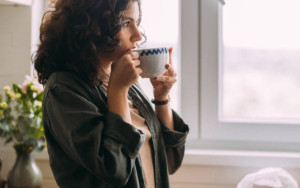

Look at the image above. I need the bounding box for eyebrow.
[122,17,134,21]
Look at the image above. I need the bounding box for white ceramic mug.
[134,47,169,78]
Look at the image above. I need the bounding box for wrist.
[107,87,128,104]
[107,85,129,96]
[151,96,170,106]
[153,94,169,101]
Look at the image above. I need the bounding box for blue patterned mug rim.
[135,47,169,57]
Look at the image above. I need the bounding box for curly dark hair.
[34,0,144,85]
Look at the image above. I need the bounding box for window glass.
[221,0,300,122]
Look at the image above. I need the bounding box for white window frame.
[180,0,300,151]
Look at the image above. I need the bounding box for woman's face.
[104,1,142,62]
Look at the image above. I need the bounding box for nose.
[131,24,142,42]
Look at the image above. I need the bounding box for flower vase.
[7,152,42,188]
[0,158,7,188]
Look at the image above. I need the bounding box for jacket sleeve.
[44,86,145,186]
[161,110,189,174]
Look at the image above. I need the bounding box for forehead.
[122,1,140,20]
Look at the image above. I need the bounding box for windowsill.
[31,148,300,168]
[183,149,300,168]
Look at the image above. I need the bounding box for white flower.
[16,93,21,99]
[30,85,37,92]
[19,75,43,95]
[0,102,8,108]
[7,91,15,100]
[3,86,10,92]
[36,101,42,108]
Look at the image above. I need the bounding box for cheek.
[110,48,125,61]
[108,32,129,60]
[116,30,131,45]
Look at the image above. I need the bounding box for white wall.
[0,5,31,89]
[0,3,37,185]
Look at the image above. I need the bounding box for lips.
[122,46,137,55]
[126,46,136,53]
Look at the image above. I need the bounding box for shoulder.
[47,72,89,88]
[44,72,95,99]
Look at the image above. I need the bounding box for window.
[182,0,300,151]
[221,0,300,122]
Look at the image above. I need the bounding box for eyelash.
[123,21,131,27]
[122,21,139,28]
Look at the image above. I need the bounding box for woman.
[34,0,189,187]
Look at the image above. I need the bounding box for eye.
[122,21,131,27]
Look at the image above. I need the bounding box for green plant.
[0,75,45,156]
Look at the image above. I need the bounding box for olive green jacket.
[42,72,189,188]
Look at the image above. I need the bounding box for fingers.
[168,47,173,65]
[132,59,140,67]
[135,67,143,75]
[165,63,176,77]
[121,52,140,67]
[155,76,177,83]
[131,51,139,60]
[129,52,142,74]
[153,63,177,83]
[126,52,140,66]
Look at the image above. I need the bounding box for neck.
[101,61,112,75]
[98,53,113,75]
[98,54,113,87]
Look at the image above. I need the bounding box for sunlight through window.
[221,0,300,122]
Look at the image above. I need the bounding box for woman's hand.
[109,52,142,92]
[107,51,142,123]
[150,48,176,100]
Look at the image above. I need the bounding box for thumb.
[168,47,173,64]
